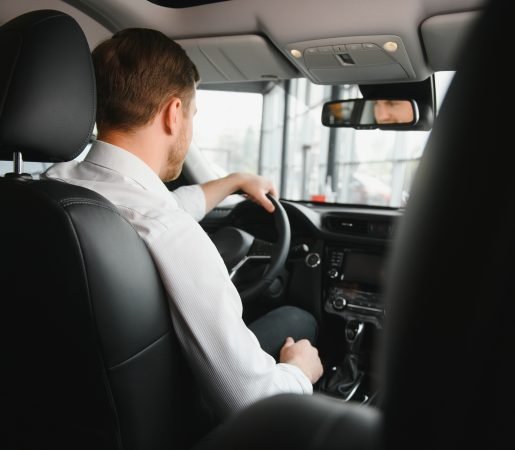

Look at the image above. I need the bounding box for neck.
[97,126,167,177]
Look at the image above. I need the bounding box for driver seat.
[0,10,208,450]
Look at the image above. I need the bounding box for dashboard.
[201,198,400,331]
[282,200,398,328]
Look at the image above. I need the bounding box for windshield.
[193,72,454,208]
[0,74,452,207]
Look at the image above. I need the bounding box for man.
[373,99,414,124]
[42,28,323,420]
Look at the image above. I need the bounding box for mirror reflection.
[322,99,418,129]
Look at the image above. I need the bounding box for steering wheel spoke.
[248,238,275,257]
[229,254,271,281]
[210,194,291,302]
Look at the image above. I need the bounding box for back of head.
[93,28,199,132]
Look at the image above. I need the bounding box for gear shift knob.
[345,320,365,353]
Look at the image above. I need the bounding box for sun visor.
[420,11,480,71]
[176,34,299,84]
[284,35,416,85]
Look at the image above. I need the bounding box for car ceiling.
[1,0,486,87]
[147,0,231,7]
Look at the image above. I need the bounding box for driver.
[42,28,323,421]
[373,99,414,124]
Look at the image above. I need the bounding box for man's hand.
[279,337,324,384]
[201,172,278,214]
[236,173,278,213]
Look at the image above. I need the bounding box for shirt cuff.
[277,363,314,394]
[171,184,206,222]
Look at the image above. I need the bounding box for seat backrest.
[380,0,514,448]
[0,10,205,450]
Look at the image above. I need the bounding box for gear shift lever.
[320,320,366,401]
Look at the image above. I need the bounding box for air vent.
[324,214,394,238]
[325,215,368,235]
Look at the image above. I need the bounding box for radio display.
[342,251,384,289]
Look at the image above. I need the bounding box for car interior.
[2,0,512,449]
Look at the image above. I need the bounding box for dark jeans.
[248,305,318,361]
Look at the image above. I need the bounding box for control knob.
[332,296,347,311]
[327,268,339,279]
[305,252,321,268]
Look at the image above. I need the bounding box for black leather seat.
[382,0,513,447]
[0,10,208,450]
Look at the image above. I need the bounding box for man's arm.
[147,218,317,418]
[200,172,278,214]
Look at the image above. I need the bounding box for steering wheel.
[209,194,290,303]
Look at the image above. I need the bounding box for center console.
[319,246,386,405]
[323,247,385,327]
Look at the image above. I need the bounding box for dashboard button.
[327,268,339,279]
[305,252,321,268]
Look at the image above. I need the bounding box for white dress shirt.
[42,140,312,419]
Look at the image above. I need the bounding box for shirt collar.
[85,140,171,197]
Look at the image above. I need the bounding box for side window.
[0,160,53,178]
[0,124,97,177]
[193,90,263,176]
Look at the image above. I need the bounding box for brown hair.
[92,28,199,132]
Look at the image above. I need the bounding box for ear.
[162,97,183,136]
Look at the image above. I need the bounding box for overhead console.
[285,34,415,85]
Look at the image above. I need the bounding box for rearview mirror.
[322,99,419,129]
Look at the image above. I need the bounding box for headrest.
[0,10,95,163]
